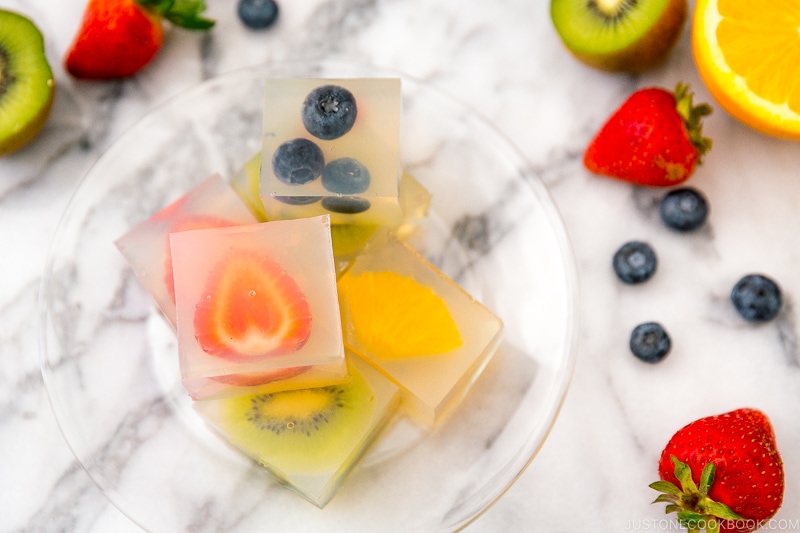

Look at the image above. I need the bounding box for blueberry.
[274,195,321,205]
[630,322,671,363]
[302,85,357,140]
[321,158,371,194]
[613,241,657,284]
[322,196,371,214]
[660,187,709,232]
[271,138,324,186]
[237,0,279,29]
[731,274,782,322]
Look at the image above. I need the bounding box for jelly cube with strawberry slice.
[260,78,403,225]
[337,233,504,428]
[115,173,258,329]
[170,215,347,401]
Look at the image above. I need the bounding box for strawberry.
[650,408,784,533]
[65,0,214,79]
[584,83,712,187]
[193,248,313,361]
[163,214,241,303]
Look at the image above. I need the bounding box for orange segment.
[692,0,800,138]
[337,270,462,360]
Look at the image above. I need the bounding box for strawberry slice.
[164,215,240,303]
[194,248,313,361]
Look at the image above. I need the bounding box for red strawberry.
[651,408,784,533]
[163,215,241,303]
[65,0,214,79]
[584,83,712,187]
[194,248,313,361]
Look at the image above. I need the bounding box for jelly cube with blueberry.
[260,78,403,225]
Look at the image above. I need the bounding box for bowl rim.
[37,57,581,532]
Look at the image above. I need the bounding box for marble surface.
[2,0,799,532]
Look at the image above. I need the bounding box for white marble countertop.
[3,0,800,531]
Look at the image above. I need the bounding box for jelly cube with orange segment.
[336,233,504,427]
[114,173,259,329]
[170,215,347,401]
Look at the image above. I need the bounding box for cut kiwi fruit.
[550,0,687,73]
[197,362,375,476]
[195,356,401,506]
[0,9,54,156]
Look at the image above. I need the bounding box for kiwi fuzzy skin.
[0,9,55,157]
[558,0,688,73]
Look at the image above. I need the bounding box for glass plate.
[39,59,578,532]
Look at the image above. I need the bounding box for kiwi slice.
[550,0,687,73]
[0,9,54,156]
[196,366,375,476]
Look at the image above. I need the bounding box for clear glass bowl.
[39,59,578,532]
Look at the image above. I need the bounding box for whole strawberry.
[65,0,214,79]
[651,408,784,533]
[584,83,712,187]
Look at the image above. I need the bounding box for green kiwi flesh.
[550,0,687,72]
[196,363,376,477]
[0,9,54,156]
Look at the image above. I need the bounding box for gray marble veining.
[2,0,800,532]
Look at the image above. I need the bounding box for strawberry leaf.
[705,501,743,521]
[673,83,713,162]
[137,0,215,29]
[672,455,699,492]
[653,493,680,505]
[650,480,683,497]
[698,462,715,495]
[650,456,747,532]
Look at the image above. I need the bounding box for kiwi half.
[550,0,687,73]
[0,9,54,156]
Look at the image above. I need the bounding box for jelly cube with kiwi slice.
[260,78,403,225]
[115,173,258,329]
[193,352,400,508]
[170,215,347,401]
[337,233,504,428]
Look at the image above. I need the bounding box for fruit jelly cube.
[192,352,400,508]
[337,233,504,428]
[260,78,402,225]
[114,173,258,329]
[170,215,347,401]
[330,171,432,276]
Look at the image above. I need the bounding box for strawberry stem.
[649,455,744,533]
[674,83,713,162]
[137,0,215,29]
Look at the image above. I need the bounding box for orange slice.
[692,0,800,139]
[337,270,462,359]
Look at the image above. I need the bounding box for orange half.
[692,0,800,139]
